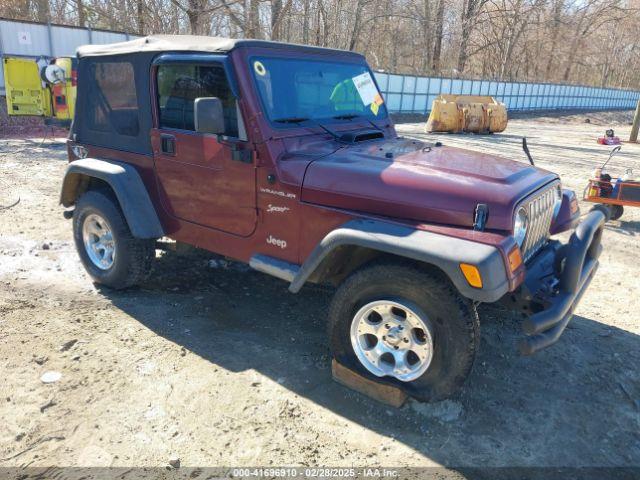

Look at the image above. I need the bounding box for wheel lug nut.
[403,338,408,343]
[382,336,386,340]
[385,324,390,329]
[393,346,399,350]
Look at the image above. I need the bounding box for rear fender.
[60,158,164,239]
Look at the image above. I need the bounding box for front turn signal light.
[508,246,523,272]
[460,263,483,288]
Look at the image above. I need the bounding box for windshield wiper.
[273,116,354,143]
[274,116,343,141]
[273,117,310,124]
[332,114,360,120]
[315,122,343,141]
[332,113,384,132]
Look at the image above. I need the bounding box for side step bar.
[249,254,300,283]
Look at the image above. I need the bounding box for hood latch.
[474,204,488,231]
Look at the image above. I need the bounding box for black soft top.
[72,35,363,155]
[76,34,363,59]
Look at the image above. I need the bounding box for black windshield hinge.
[226,141,252,163]
[232,149,252,163]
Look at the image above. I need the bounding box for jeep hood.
[300,138,557,231]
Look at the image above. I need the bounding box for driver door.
[152,58,256,237]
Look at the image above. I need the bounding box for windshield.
[250,56,388,125]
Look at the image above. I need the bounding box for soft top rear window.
[88,61,139,137]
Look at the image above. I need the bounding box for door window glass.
[157,64,238,137]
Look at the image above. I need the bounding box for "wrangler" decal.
[260,187,296,199]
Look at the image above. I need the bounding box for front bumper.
[518,209,605,355]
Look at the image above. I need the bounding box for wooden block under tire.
[331,359,408,408]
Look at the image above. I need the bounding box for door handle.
[160,134,176,155]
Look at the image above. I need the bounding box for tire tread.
[327,259,479,402]
[73,189,155,289]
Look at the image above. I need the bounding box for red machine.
[597,129,621,145]
[584,146,639,220]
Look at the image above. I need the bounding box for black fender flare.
[289,219,510,303]
[60,158,164,239]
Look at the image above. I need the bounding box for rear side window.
[156,63,238,137]
[88,62,139,136]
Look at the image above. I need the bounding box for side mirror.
[194,97,225,135]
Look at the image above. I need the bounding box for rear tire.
[610,205,624,221]
[328,261,479,402]
[73,189,155,289]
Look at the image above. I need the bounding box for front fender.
[60,158,164,239]
[290,219,510,303]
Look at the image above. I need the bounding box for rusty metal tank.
[425,95,508,134]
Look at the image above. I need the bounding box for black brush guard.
[518,209,606,355]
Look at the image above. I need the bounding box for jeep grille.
[520,182,559,263]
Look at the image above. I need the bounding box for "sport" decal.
[266,204,291,213]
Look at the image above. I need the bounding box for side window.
[88,61,139,136]
[157,63,238,137]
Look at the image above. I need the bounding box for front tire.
[328,261,479,402]
[73,189,155,289]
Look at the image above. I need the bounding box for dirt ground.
[0,110,639,471]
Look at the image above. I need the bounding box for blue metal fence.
[374,72,640,114]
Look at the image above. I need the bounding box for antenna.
[522,137,535,166]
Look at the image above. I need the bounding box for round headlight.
[514,206,528,247]
[553,185,563,219]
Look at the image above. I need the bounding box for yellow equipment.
[4,56,76,126]
[425,94,508,134]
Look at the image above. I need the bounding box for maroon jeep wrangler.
[60,35,605,401]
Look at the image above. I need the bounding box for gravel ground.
[0,110,639,471]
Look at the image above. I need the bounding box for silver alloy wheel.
[350,299,434,382]
[82,213,116,270]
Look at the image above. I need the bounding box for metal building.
[0,17,138,95]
